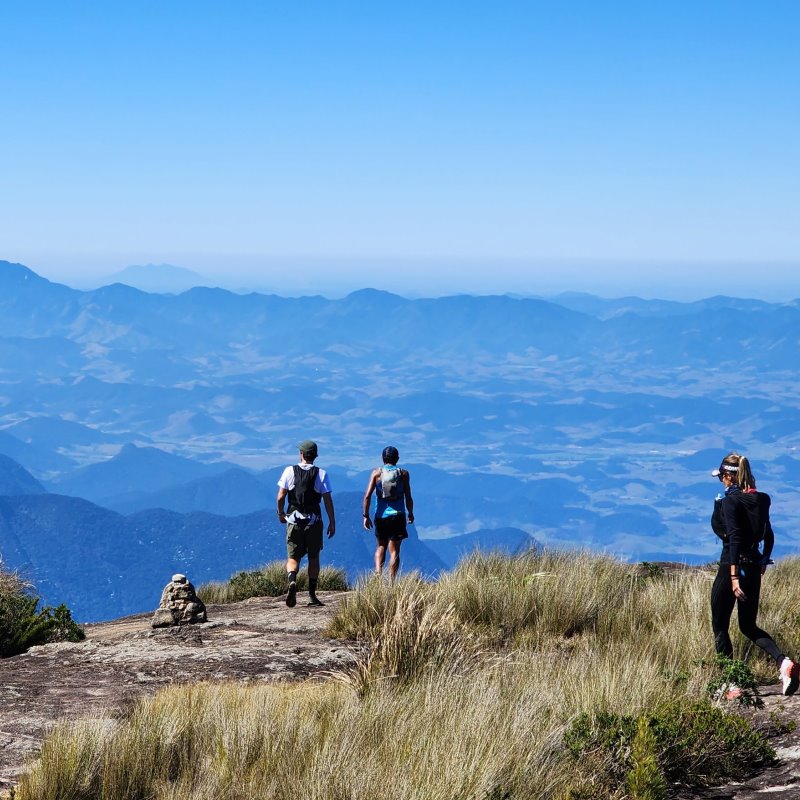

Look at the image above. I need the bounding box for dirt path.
[0,591,352,791]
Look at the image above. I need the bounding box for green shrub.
[0,569,84,657]
[197,562,349,604]
[639,561,666,580]
[705,654,763,707]
[564,699,774,796]
[627,716,668,800]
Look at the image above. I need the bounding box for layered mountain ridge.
[1,260,798,620]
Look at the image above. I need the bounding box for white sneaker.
[780,658,800,696]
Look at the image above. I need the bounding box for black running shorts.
[374,514,408,543]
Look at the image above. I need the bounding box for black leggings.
[711,561,783,665]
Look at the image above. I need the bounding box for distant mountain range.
[1,258,799,619]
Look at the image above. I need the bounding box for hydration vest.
[379,464,404,501]
[288,465,321,516]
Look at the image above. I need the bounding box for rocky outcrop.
[151,573,207,627]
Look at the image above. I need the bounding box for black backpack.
[289,466,321,515]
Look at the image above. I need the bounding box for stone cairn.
[151,573,207,628]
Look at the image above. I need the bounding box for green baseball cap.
[298,439,318,456]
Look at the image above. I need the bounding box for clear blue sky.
[1,1,798,298]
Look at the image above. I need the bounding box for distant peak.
[0,260,48,284]
[100,263,211,294]
[119,263,205,279]
[344,288,408,302]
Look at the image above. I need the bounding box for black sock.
[288,571,298,585]
[309,578,318,595]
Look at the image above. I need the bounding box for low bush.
[0,567,84,657]
[705,654,763,707]
[197,562,349,604]
[564,700,774,798]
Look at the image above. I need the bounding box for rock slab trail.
[0,592,352,791]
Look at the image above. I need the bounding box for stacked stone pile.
[151,573,207,628]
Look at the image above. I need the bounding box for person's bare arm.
[403,470,415,524]
[323,492,336,537]
[362,470,379,530]
[277,487,288,524]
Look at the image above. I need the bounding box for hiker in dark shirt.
[276,440,335,608]
[710,452,799,696]
[363,446,414,579]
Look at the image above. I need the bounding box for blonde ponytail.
[737,456,757,491]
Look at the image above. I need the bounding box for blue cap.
[382,445,399,463]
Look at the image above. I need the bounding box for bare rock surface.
[0,591,352,791]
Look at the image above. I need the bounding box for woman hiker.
[710,452,799,696]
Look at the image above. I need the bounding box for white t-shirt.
[277,463,332,494]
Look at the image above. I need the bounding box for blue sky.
[1,2,798,298]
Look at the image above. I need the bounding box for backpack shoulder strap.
[293,464,319,486]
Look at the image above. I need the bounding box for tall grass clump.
[198,562,348,604]
[324,571,431,640]
[333,591,484,695]
[0,565,84,657]
[438,548,633,646]
[328,549,719,680]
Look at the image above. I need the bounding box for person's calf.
[374,545,387,574]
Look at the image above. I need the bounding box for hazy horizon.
[2,4,798,304]
[14,256,800,304]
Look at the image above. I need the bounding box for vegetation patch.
[197,562,348,604]
[0,567,84,658]
[705,654,763,707]
[564,700,775,798]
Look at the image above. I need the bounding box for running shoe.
[780,658,800,696]
[286,580,297,608]
[307,594,324,607]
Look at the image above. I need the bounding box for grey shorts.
[286,520,324,560]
